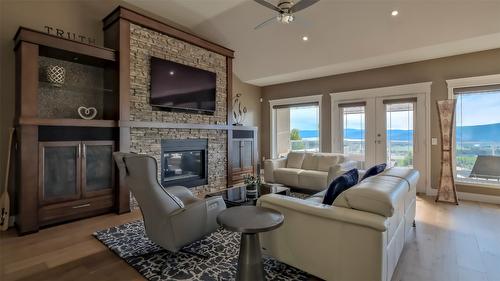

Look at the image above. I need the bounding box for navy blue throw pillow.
[360,163,387,182]
[322,169,359,205]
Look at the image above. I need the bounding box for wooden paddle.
[1,128,15,231]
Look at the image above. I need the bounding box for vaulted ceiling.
[124,0,500,86]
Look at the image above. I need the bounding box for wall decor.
[43,26,96,45]
[46,65,66,87]
[78,106,98,120]
[232,93,247,126]
[436,99,459,205]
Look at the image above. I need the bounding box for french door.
[333,93,427,192]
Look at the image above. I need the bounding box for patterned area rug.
[94,220,310,281]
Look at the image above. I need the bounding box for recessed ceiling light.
[391,10,399,16]
[302,36,309,41]
[169,70,175,75]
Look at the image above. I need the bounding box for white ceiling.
[124,0,500,86]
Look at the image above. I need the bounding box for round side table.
[217,206,284,281]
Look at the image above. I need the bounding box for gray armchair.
[113,152,226,252]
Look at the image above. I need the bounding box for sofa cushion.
[360,163,387,181]
[274,168,302,187]
[316,153,344,172]
[322,169,359,205]
[301,153,317,170]
[343,175,407,217]
[286,152,305,169]
[298,170,329,191]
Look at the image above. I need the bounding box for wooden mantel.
[102,6,234,58]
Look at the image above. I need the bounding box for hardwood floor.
[1,196,499,281]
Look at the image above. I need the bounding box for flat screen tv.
[150,57,216,113]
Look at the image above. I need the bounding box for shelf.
[39,81,114,95]
[19,117,118,127]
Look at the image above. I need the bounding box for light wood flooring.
[1,196,499,281]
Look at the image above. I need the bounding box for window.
[271,98,321,158]
[385,102,414,168]
[454,85,500,185]
[340,104,366,168]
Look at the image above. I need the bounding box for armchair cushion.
[301,153,317,170]
[274,168,302,187]
[360,163,387,181]
[298,170,328,190]
[264,158,287,183]
[286,152,305,169]
[317,153,344,172]
[322,169,359,205]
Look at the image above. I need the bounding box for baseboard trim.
[426,189,500,204]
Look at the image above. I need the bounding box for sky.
[290,106,319,130]
[287,92,500,131]
[456,91,500,126]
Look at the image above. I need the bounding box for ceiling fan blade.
[254,16,277,30]
[289,0,320,13]
[254,0,281,12]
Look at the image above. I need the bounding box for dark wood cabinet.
[38,141,82,205]
[82,141,115,197]
[230,129,258,184]
[37,141,115,225]
[14,27,127,235]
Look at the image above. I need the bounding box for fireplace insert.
[161,139,208,188]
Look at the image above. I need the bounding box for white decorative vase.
[47,65,66,87]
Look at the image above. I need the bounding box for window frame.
[269,95,323,158]
[446,74,500,188]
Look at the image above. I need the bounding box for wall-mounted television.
[150,57,216,113]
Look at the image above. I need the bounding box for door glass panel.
[85,144,113,192]
[386,103,414,168]
[342,106,365,169]
[241,141,253,168]
[275,105,319,157]
[43,146,78,200]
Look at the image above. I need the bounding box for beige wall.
[232,74,262,127]
[261,48,500,196]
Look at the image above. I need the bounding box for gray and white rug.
[93,220,310,281]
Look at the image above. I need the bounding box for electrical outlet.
[431,138,438,145]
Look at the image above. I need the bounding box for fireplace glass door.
[163,151,203,182]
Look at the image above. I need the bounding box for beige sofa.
[257,167,419,281]
[263,152,357,191]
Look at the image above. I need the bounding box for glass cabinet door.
[82,141,115,196]
[39,141,81,204]
[232,140,242,172]
[241,140,254,169]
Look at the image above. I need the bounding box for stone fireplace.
[128,23,228,196]
[161,139,208,188]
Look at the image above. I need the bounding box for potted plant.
[243,174,261,195]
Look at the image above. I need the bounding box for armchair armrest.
[170,196,226,247]
[327,160,359,184]
[257,194,387,231]
[165,185,198,205]
[264,158,287,183]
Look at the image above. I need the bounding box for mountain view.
[298,123,500,142]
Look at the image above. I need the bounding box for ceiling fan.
[254,0,320,30]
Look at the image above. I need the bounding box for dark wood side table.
[217,206,284,281]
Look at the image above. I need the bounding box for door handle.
[72,203,90,209]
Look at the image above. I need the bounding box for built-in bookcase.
[14,27,127,235]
